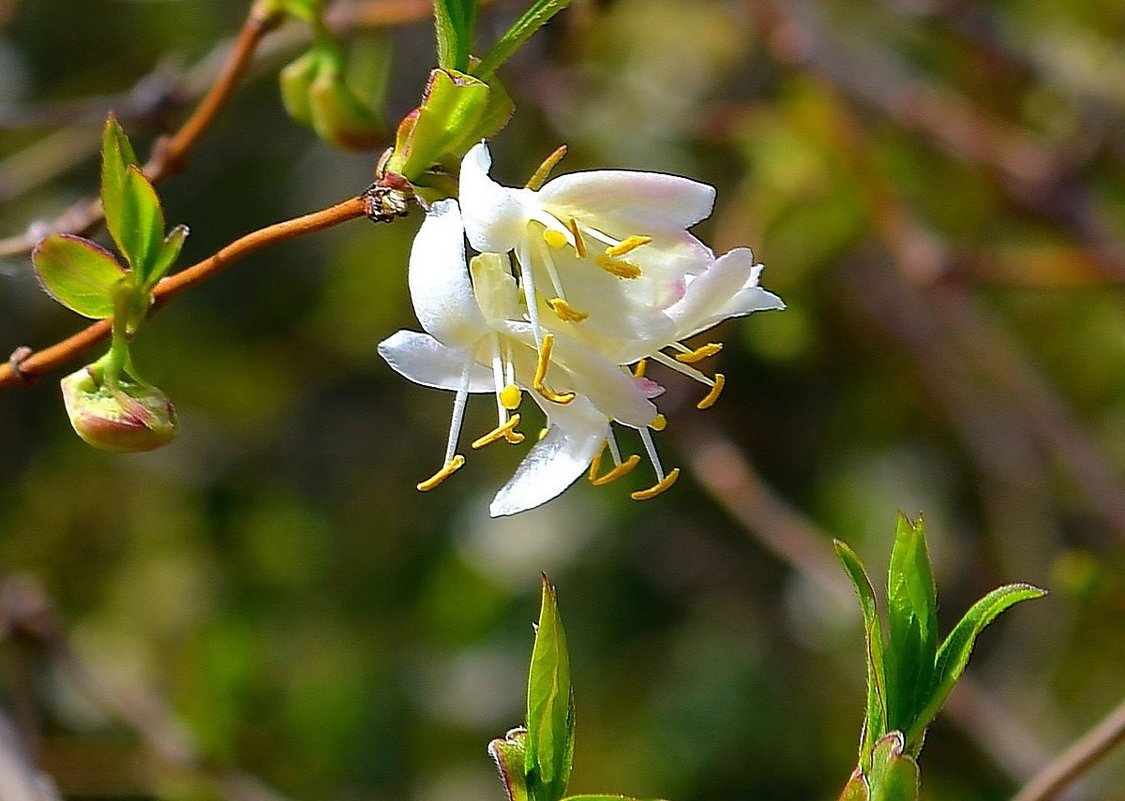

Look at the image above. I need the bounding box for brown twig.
[0,195,368,389]
[1011,695,1125,801]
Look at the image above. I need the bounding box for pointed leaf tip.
[526,575,575,801]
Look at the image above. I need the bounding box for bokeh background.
[1,1,1123,799]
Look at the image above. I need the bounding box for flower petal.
[459,143,530,253]
[377,330,493,392]
[537,170,716,230]
[408,199,487,347]
[489,395,608,516]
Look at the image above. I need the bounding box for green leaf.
[117,165,166,279]
[433,0,479,72]
[32,234,126,319]
[490,728,531,801]
[907,582,1045,746]
[884,513,937,737]
[254,0,323,24]
[141,224,189,291]
[866,733,919,801]
[280,49,321,127]
[474,0,573,78]
[101,114,140,260]
[834,540,888,768]
[837,769,870,801]
[562,796,669,801]
[526,574,575,801]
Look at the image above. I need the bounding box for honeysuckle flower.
[378,199,660,515]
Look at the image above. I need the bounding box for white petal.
[459,143,529,253]
[667,248,758,328]
[537,170,716,229]
[489,395,608,516]
[377,330,493,392]
[408,199,488,347]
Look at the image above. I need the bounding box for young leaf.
[884,513,937,736]
[490,728,531,801]
[907,582,1045,746]
[101,114,140,259]
[474,0,573,78]
[433,0,479,72]
[141,224,189,291]
[117,165,166,279]
[32,234,126,319]
[837,768,870,801]
[526,575,575,801]
[834,540,888,767]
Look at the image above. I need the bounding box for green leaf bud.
[308,52,386,150]
[60,361,178,452]
[279,49,321,128]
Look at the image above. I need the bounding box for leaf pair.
[433,0,573,78]
[490,576,664,801]
[34,116,186,321]
[834,514,1045,774]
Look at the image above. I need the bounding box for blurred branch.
[0,708,60,801]
[0,194,369,389]
[678,424,1051,783]
[1012,695,1125,801]
[0,575,295,801]
[748,0,1125,280]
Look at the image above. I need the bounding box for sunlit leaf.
[490,728,531,801]
[866,733,919,801]
[101,113,140,261]
[118,165,166,280]
[474,0,573,78]
[32,234,126,319]
[526,574,575,801]
[142,224,189,291]
[433,0,479,72]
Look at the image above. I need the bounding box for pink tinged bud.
[60,366,178,452]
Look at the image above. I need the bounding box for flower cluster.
[379,143,783,516]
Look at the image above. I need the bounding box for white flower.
[378,199,657,516]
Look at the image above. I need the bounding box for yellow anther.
[650,413,667,432]
[630,467,681,501]
[538,427,549,441]
[543,229,569,249]
[591,454,641,486]
[632,359,647,378]
[606,235,652,257]
[500,384,522,410]
[533,335,576,404]
[697,372,726,410]
[526,144,568,190]
[547,297,589,322]
[416,455,466,492]
[587,442,605,482]
[472,415,525,449]
[566,218,587,258]
[595,254,642,279]
[675,342,724,363]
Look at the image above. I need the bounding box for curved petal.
[377,330,493,392]
[408,199,487,347]
[459,143,529,253]
[489,395,608,517]
[537,170,716,229]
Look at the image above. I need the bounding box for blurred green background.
[1,1,1123,799]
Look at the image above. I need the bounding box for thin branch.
[0,195,369,389]
[1011,696,1125,801]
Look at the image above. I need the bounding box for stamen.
[543,229,569,249]
[566,218,587,258]
[632,359,647,378]
[651,413,667,432]
[594,254,642,279]
[592,454,640,486]
[538,237,567,298]
[674,342,724,363]
[605,235,652,257]
[532,333,576,404]
[547,297,589,323]
[516,246,544,348]
[526,144,568,190]
[500,384,522,410]
[606,430,624,465]
[538,427,549,441]
[491,334,507,423]
[417,455,466,491]
[697,373,726,409]
[472,415,525,449]
[631,468,681,501]
[587,442,605,482]
[650,351,717,389]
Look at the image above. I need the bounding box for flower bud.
[60,365,178,452]
[279,49,321,128]
[308,56,385,150]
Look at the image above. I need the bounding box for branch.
[0,8,277,260]
[0,195,369,389]
[1011,696,1125,801]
